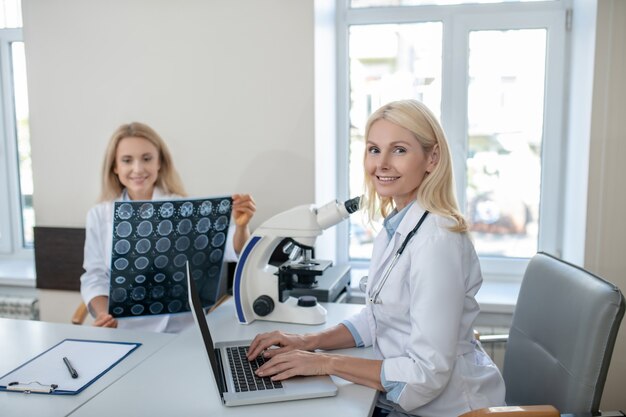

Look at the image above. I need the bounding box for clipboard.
[0,339,141,395]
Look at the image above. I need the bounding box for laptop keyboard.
[226,346,283,393]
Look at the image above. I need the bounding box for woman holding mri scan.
[246,100,505,417]
[80,121,256,333]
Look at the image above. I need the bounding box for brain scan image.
[157,220,173,236]
[116,203,134,219]
[199,201,213,216]
[175,236,190,252]
[156,237,171,253]
[179,202,194,217]
[215,215,229,231]
[159,202,175,218]
[192,252,206,266]
[149,302,164,314]
[218,199,231,214]
[114,240,131,255]
[139,203,155,219]
[108,196,233,318]
[137,220,153,237]
[116,221,132,238]
[135,238,151,254]
[212,232,226,247]
[196,217,211,233]
[177,219,193,235]
[114,258,129,271]
[194,235,209,251]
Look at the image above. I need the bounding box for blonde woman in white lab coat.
[80,122,256,333]
[247,100,505,417]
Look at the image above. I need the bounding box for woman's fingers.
[256,350,328,380]
[247,331,288,359]
[232,194,256,226]
[93,313,118,328]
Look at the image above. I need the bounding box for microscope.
[233,197,360,325]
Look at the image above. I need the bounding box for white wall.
[22,0,315,231]
[586,0,626,411]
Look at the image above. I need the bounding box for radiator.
[0,294,40,320]
[475,326,509,371]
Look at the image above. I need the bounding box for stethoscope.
[359,210,429,304]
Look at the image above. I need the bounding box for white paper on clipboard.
[0,339,140,394]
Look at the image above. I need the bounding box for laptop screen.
[187,263,228,394]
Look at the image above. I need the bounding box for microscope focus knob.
[297,295,317,307]
[253,295,275,316]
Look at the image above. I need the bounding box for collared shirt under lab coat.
[344,202,505,417]
[80,188,238,333]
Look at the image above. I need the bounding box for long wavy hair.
[99,122,186,202]
[362,100,467,232]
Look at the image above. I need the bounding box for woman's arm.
[257,351,384,391]
[231,194,256,253]
[89,295,118,328]
[80,204,118,328]
[252,323,384,391]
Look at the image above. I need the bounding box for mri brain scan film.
[108,196,232,318]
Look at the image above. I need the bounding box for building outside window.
[338,0,569,280]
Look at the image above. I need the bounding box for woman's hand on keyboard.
[254,350,329,381]
[246,331,313,361]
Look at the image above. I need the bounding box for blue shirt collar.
[383,201,415,239]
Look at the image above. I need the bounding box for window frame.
[335,0,570,280]
[0,27,30,257]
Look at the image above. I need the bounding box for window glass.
[0,0,22,28]
[466,29,546,258]
[348,22,442,259]
[11,41,34,247]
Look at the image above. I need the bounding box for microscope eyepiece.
[315,196,361,230]
[344,196,361,214]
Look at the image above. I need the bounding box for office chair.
[461,252,625,417]
[71,301,89,325]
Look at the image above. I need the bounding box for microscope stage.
[285,263,352,303]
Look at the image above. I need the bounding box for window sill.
[475,280,520,314]
[0,255,36,287]
[349,266,520,314]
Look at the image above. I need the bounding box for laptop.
[186,263,338,406]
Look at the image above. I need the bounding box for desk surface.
[0,318,175,417]
[69,300,378,417]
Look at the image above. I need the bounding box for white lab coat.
[80,188,238,333]
[345,202,505,417]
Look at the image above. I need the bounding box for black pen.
[63,356,78,378]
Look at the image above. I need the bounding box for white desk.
[0,318,176,417]
[69,300,378,417]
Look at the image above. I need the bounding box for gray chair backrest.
[503,252,624,415]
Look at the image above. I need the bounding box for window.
[1,0,34,255]
[338,0,568,279]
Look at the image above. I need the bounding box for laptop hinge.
[215,348,228,398]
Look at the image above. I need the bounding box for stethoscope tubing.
[368,210,430,304]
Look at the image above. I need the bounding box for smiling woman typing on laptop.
[246,100,505,417]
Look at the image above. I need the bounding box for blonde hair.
[362,100,467,233]
[99,122,186,202]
